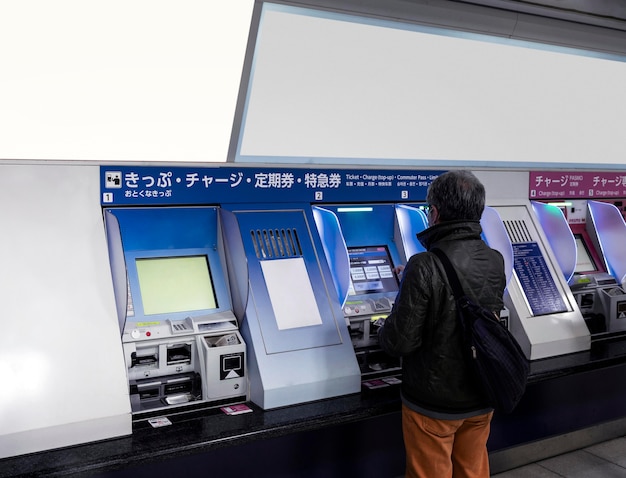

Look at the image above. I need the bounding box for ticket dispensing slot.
[166,343,192,366]
[163,376,197,405]
[131,346,158,368]
[136,382,160,400]
[130,373,201,409]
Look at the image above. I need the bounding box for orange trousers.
[402,404,493,478]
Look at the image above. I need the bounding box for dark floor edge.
[489,416,626,474]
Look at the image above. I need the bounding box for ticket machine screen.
[125,251,224,323]
[136,255,218,315]
[347,245,398,296]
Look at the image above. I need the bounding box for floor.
[491,436,626,477]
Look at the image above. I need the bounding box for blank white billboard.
[237,4,626,168]
[0,1,253,162]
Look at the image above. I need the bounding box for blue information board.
[100,166,443,206]
[512,242,569,316]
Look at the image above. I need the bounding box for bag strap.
[432,247,500,324]
[431,248,466,300]
[431,247,479,339]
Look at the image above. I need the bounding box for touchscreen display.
[136,255,217,315]
[347,245,398,296]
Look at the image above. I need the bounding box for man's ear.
[428,205,439,226]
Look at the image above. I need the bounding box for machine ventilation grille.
[502,219,534,244]
[250,228,303,259]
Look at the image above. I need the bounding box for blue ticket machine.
[313,204,412,380]
[104,207,247,413]
[220,203,361,410]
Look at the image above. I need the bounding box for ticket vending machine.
[313,204,408,379]
[586,200,626,333]
[313,202,516,376]
[104,207,247,414]
[219,204,361,410]
[394,203,514,327]
[317,197,571,364]
[490,202,590,359]
[533,200,626,336]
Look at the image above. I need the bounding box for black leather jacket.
[378,220,506,414]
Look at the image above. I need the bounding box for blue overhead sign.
[100,166,443,206]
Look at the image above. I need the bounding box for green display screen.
[136,256,217,315]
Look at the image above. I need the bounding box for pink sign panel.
[529,171,626,200]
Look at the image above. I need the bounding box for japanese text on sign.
[101,167,443,206]
[530,171,626,199]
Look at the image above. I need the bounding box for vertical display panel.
[512,242,569,316]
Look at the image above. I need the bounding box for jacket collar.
[417,220,483,250]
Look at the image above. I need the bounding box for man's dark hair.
[426,170,485,221]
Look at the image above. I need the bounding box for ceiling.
[280,0,626,56]
[451,0,626,30]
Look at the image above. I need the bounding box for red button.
[146,331,151,337]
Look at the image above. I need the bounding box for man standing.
[378,170,506,478]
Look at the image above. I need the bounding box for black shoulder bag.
[432,248,529,414]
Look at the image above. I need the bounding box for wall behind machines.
[0,163,131,458]
[1,0,626,464]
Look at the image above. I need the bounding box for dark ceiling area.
[452,0,626,30]
[281,0,626,56]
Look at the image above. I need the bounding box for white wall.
[0,163,131,457]
[0,1,253,162]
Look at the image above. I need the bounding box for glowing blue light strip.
[336,207,373,213]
